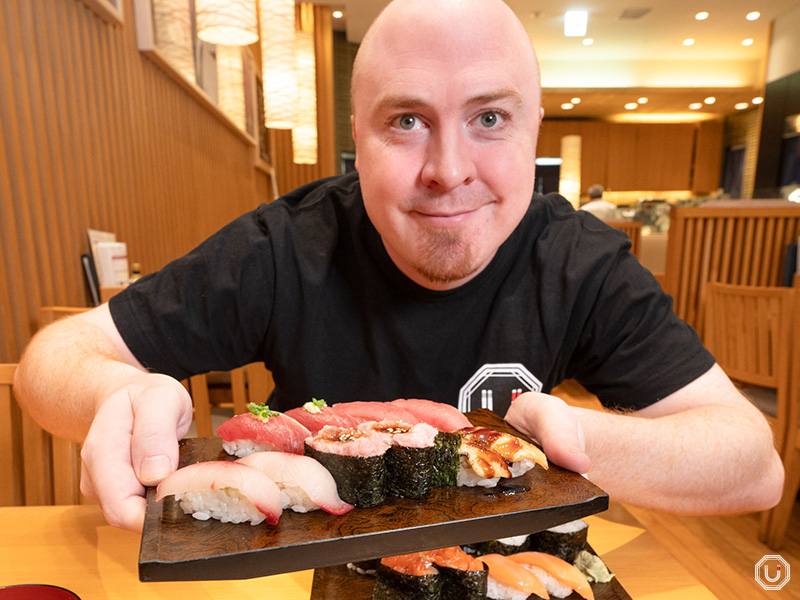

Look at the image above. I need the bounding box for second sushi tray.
[139,409,609,582]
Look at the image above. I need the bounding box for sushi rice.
[222,438,276,457]
[486,577,535,600]
[457,455,500,487]
[175,488,267,525]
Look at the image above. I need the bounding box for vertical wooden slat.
[0,365,24,507]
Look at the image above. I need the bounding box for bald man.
[15,0,782,533]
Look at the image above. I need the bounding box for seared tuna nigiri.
[217,403,311,456]
[237,451,354,515]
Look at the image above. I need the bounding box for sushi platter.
[139,409,609,582]
[310,550,633,600]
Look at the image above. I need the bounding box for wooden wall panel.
[1,0,336,363]
[693,120,725,194]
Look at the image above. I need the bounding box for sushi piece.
[423,547,488,600]
[390,398,473,432]
[304,425,391,508]
[347,559,380,576]
[217,403,311,457]
[528,519,589,563]
[479,553,550,600]
[155,461,282,525]
[284,398,359,435]
[467,534,530,556]
[373,553,442,600]
[432,431,461,487]
[330,401,419,425]
[358,420,438,498]
[457,440,511,487]
[459,427,548,476]
[509,552,594,600]
[236,451,354,515]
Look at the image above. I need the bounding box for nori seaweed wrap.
[373,559,441,600]
[386,444,435,498]
[432,431,461,487]
[438,562,488,600]
[527,519,589,563]
[465,534,530,556]
[303,427,390,508]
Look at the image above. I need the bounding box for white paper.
[95,241,129,286]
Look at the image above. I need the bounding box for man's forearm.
[578,401,784,514]
[14,314,147,442]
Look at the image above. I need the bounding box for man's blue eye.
[398,115,417,130]
[480,112,499,127]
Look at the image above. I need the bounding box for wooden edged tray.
[139,409,608,582]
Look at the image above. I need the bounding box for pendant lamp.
[196,0,259,46]
[259,0,297,128]
[292,28,317,164]
[216,45,246,131]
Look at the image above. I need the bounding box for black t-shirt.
[110,172,714,416]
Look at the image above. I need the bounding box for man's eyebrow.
[373,89,524,113]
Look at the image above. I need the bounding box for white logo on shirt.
[458,363,542,413]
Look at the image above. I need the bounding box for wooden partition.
[1,0,336,364]
[662,201,800,336]
[603,220,642,258]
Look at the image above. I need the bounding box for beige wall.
[0,0,335,362]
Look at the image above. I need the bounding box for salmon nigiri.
[479,553,550,599]
[509,552,594,600]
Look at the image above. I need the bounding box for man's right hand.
[79,373,193,533]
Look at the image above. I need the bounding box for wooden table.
[0,503,718,599]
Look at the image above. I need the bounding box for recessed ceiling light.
[704,96,716,104]
[638,97,648,104]
[746,11,760,21]
[564,10,588,37]
[742,38,754,46]
[561,103,574,110]
[695,11,709,20]
[752,96,764,104]
[683,38,695,46]
[332,9,343,19]
[571,97,581,104]
[582,38,594,46]
[689,103,703,110]
[625,102,638,110]
[735,102,749,110]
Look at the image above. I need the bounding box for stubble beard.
[412,227,478,286]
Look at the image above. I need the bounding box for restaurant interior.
[2,0,800,598]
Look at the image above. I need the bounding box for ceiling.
[319,0,800,122]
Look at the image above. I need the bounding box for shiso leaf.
[248,402,280,421]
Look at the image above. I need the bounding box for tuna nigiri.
[390,398,473,432]
[217,403,311,456]
[283,398,360,434]
[509,552,594,600]
[236,451,354,515]
[479,553,550,600]
[329,401,419,425]
[155,461,282,525]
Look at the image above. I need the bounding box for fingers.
[80,375,193,533]
[505,392,591,475]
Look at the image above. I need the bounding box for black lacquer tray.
[139,409,608,582]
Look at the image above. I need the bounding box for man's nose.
[420,127,476,191]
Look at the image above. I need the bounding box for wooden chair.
[703,283,799,549]
[604,219,642,258]
[663,202,800,338]
[0,364,85,506]
[760,287,800,549]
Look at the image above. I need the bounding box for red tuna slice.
[237,451,354,515]
[390,398,473,432]
[155,461,282,525]
[329,401,419,425]
[216,412,311,455]
[284,404,360,435]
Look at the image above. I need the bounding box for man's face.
[351,14,542,290]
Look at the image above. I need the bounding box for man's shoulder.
[270,171,362,212]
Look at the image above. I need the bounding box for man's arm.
[13,304,194,531]
[506,364,784,514]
